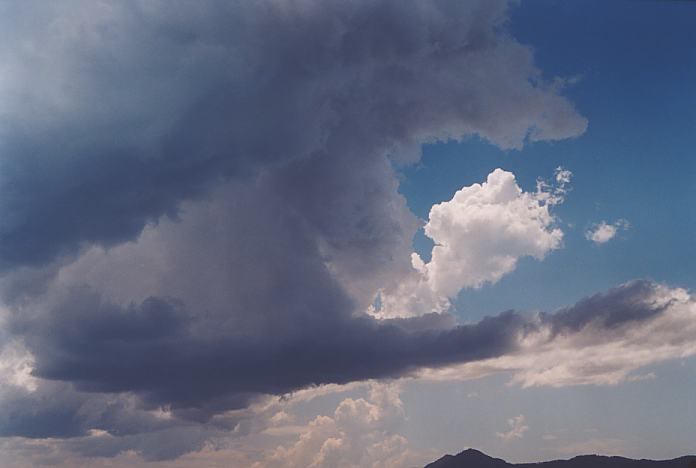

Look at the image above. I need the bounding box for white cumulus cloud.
[375,168,569,317]
[255,383,425,468]
[585,219,630,244]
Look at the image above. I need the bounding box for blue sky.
[400,0,696,318]
[0,1,694,466]
[393,1,696,461]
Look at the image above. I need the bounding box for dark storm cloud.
[546,279,670,334]
[0,0,592,461]
[0,0,585,272]
[0,380,224,461]
[8,280,677,431]
[13,287,525,415]
[0,385,86,439]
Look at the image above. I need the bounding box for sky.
[0,1,694,467]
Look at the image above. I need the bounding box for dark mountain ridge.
[425,448,696,468]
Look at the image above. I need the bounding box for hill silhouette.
[425,448,696,468]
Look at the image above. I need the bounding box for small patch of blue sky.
[398,0,696,321]
[401,355,696,462]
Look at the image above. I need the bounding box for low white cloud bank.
[422,282,696,388]
[585,219,630,244]
[254,383,426,468]
[0,382,430,468]
[374,168,569,318]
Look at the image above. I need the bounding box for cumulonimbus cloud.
[0,0,586,273]
[6,0,677,464]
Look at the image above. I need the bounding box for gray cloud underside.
[0,0,585,272]
[14,290,523,414]
[4,280,678,442]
